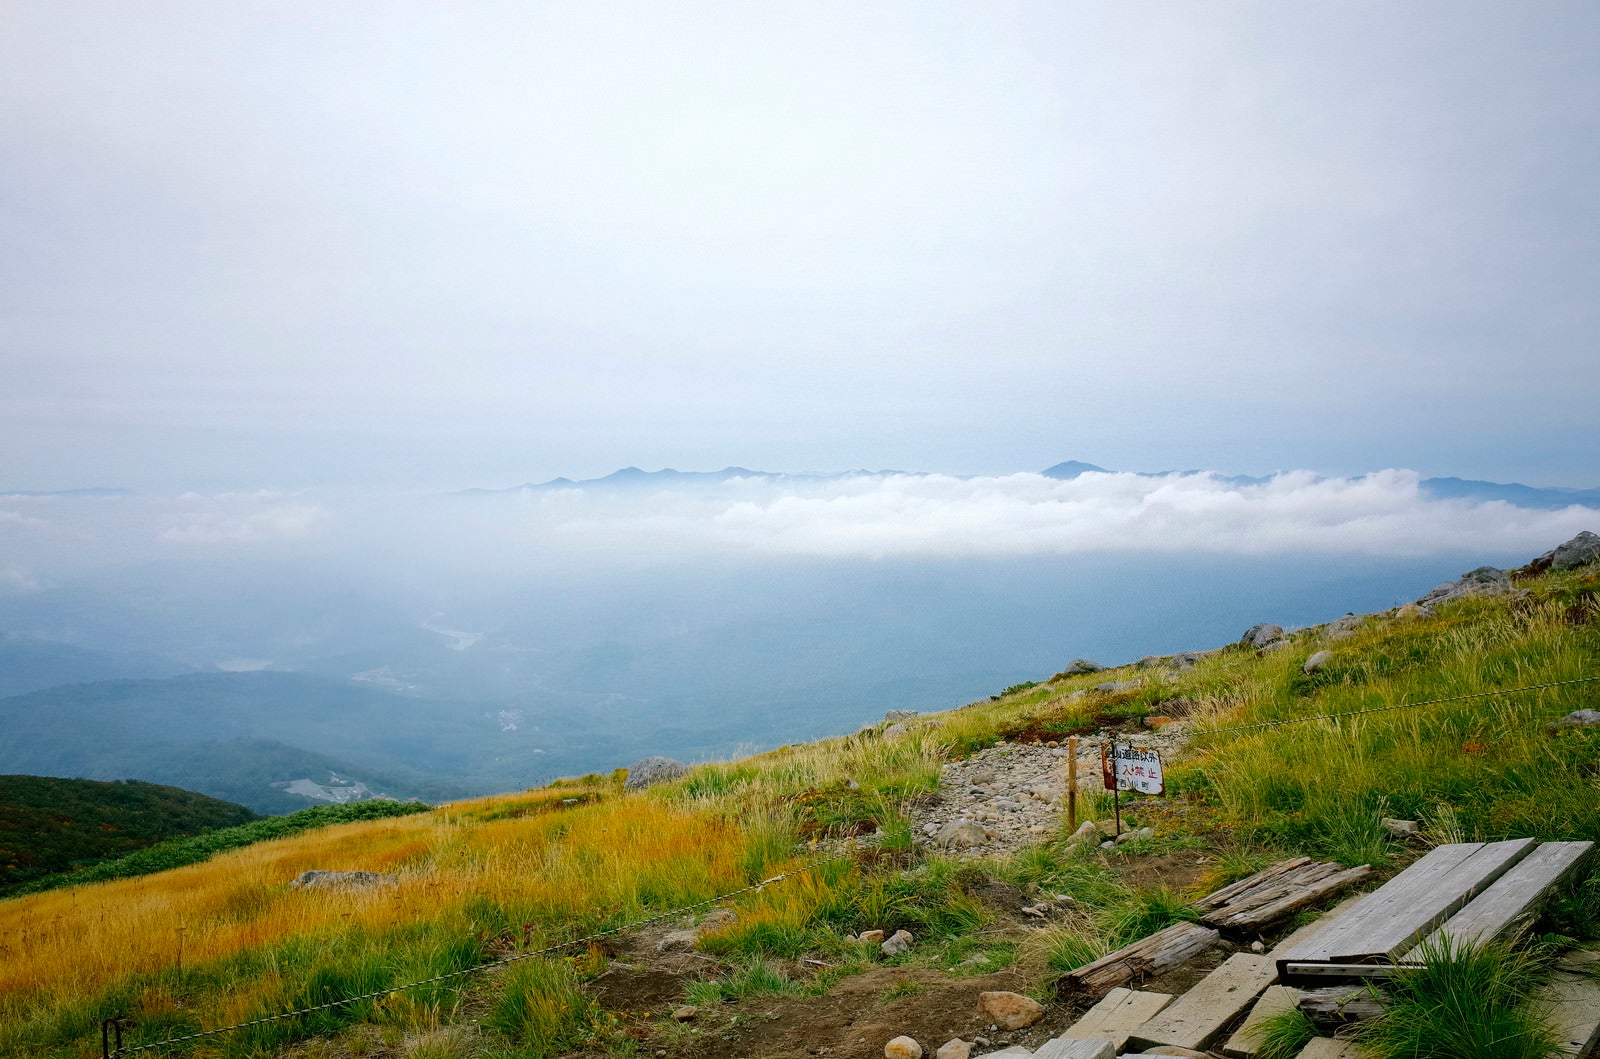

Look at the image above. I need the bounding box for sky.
[3,2,1598,492]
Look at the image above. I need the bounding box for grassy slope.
[1,561,1597,1058]
[0,776,258,892]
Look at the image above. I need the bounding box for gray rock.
[1240,623,1284,648]
[1550,709,1600,729]
[1550,530,1600,571]
[1114,826,1155,844]
[937,820,988,849]
[1418,566,1514,607]
[883,723,911,741]
[1135,655,1166,669]
[1094,679,1141,694]
[1064,658,1108,674]
[623,756,690,789]
[1303,650,1333,674]
[1066,820,1103,845]
[881,928,915,956]
[1324,614,1366,640]
[289,870,396,891]
[657,929,699,952]
[885,708,920,722]
[1168,652,1200,670]
[1381,817,1420,837]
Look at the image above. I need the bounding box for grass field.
[3,560,1597,1058]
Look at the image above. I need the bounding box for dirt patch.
[613,963,1076,1059]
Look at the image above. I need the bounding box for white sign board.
[1101,743,1164,795]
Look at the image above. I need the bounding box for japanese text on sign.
[1101,743,1165,795]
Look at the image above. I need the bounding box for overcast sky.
[2,2,1597,491]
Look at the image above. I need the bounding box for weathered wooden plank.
[1270,895,1367,956]
[1050,987,1172,1052]
[1327,838,1536,962]
[1277,839,1538,972]
[1059,921,1220,1001]
[1124,953,1278,1052]
[1297,985,1385,1033]
[1206,866,1374,931]
[1542,971,1600,1057]
[1196,857,1315,910]
[1031,1037,1115,1059]
[1296,1040,1371,1058]
[1274,843,1482,968]
[1222,984,1303,1058]
[1405,841,1594,959]
[1205,863,1344,920]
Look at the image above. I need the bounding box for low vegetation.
[1,560,1596,1057]
[0,776,257,894]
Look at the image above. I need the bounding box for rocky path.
[911,724,1190,857]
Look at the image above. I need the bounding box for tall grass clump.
[484,958,607,1059]
[1250,1006,1317,1059]
[1356,936,1561,1059]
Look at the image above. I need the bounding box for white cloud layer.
[521,470,1597,560]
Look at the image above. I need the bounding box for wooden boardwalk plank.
[1031,1037,1114,1059]
[1275,843,1482,967]
[1542,971,1600,1057]
[1125,953,1277,1052]
[1405,841,1593,958]
[1049,987,1171,1052]
[1223,984,1303,1058]
[1276,839,1537,972]
[1296,1040,1371,1058]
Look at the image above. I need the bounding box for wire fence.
[106,826,912,1057]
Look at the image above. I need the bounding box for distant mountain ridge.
[466,460,1600,511]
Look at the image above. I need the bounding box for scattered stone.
[289,870,396,891]
[1324,614,1366,641]
[1550,709,1600,730]
[671,1005,698,1021]
[1094,679,1141,694]
[883,723,911,741]
[1020,903,1049,918]
[885,709,920,722]
[623,756,690,790]
[885,1036,923,1059]
[977,991,1045,1030]
[1169,652,1201,670]
[882,929,914,957]
[1064,659,1108,674]
[1259,640,1292,653]
[1546,530,1600,572]
[935,1040,971,1059]
[1395,602,1425,620]
[1114,827,1155,845]
[1239,623,1283,648]
[1067,821,1103,846]
[1249,940,1265,953]
[1418,566,1515,608]
[858,929,887,944]
[936,820,988,849]
[656,929,699,953]
[1303,650,1333,674]
[1381,817,1419,838]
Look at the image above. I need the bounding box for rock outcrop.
[623,756,690,789]
[289,870,396,891]
[1239,623,1284,648]
[1417,566,1515,608]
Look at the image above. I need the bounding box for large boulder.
[1240,623,1284,648]
[1062,658,1107,674]
[884,708,920,722]
[1549,531,1600,571]
[623,756,690,790]
[1418,566,1514,608]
